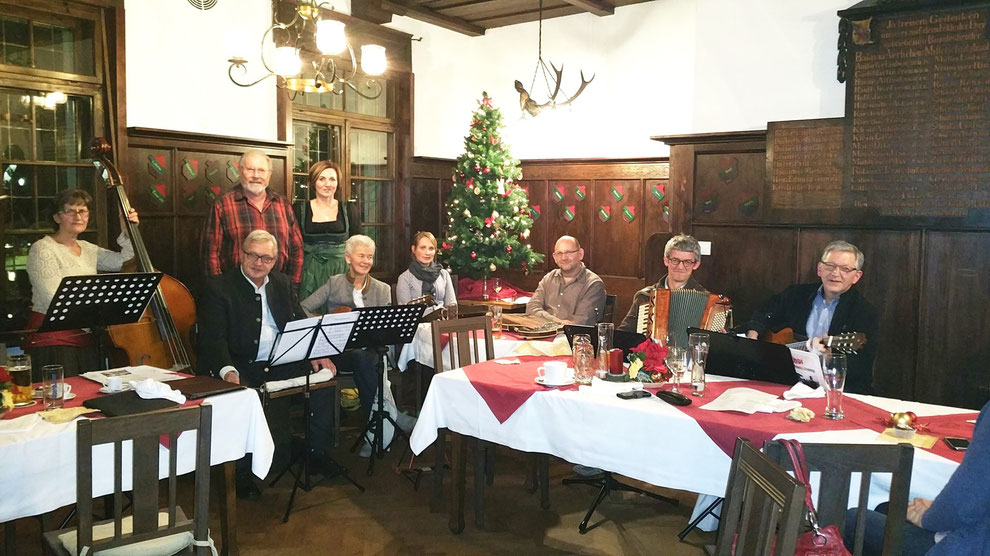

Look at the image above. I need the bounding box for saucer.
[99,385,131,394]
[32,390,76,400]
[534,376,575,387]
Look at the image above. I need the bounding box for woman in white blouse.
[396,231,456,311]
[25,188,138,376]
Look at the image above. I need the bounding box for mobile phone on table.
[616,390,651,400]
[943,437,969,451]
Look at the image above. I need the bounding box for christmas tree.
[441,93,544,278]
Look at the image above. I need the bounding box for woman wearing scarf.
[294,160,361,301]
[396,231,457,311]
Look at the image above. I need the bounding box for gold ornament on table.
[891,411,918,428]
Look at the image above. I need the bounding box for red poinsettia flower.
[0,368,12,384]
[629,339,671,381]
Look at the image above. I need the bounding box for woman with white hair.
[300,234,389,418]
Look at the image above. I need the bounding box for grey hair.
[821,240,864,270]
[238,150,272,172]
[242,229,278,253]
[664,234,701,260]
[345,234,376,256]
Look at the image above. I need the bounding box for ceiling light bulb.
[273,46,301,77]
[361,44,387,76]
[316,20,346,55]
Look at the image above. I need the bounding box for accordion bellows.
[636,289,732,347]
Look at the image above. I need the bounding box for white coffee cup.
[537,361,572,385]
[106,376,123,392]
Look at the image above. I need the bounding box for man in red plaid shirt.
[201,150,304,288]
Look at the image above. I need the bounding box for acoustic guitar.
[767,328,867,355]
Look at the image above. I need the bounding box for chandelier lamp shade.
[227,0,386,98]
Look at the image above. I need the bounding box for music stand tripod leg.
[349,346,410,476]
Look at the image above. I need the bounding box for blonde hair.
[412,231,438,249]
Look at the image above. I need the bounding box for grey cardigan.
[395,268,456,308]
[300,273,391,315]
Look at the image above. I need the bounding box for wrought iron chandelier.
[227,0,386,98]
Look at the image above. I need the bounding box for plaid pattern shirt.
[201,185,304,284]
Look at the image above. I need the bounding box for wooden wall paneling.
[693,151,765,224]
[642,178,671,243]
[918,231,990,410]
[591,179,642,278]
[547,179,593,253]
[518,180,549,272]
[667,144,695,235]
[798,230,921,402]
[408,178,442,239]
[690,226,799,332]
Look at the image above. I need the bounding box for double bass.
[92,138,197,371]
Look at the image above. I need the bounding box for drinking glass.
[689,332,710,397]
[42,364,66,409]
[596,322,614,373]
[493,278,503,301]
[572,334,595,385]
[665,346,689,393]
[489,305,503,339]
[8,354,33,406]
[822,353,848,420]
[444,303,458,320]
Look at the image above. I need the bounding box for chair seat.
[44,507,212,556]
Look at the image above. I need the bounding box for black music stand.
[265,313,365,522]
[38,273,163,370]
[345,304,426,476]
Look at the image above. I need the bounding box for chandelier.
[227,0,387,98]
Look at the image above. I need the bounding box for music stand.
[344,304,426,476]
[265,313,365,522]
[38,273,163,369]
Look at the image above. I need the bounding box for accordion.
[636,289,732,347]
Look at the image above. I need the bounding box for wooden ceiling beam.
[561,0,614,16]
[380,0,486,36]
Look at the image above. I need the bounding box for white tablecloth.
[0,387,274,523]
[397,324,569,371]
[410,369,969,528]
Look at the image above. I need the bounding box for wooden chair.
[712,438,807,556]
[764,441,914,556]
[43,405,214,555]
[429,316,494,522]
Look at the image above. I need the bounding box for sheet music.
[312,312,359,357]
[270,316,322,365]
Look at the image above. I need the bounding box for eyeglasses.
[60,208,90,217]
[243,251,276,264]
[666,257,697,268]
[553,249,580,257]
[819,261,858,275]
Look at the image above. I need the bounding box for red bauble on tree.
[505,245,512,253]
[470,251,477,259]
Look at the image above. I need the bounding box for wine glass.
[665,346,688,393]
[493,278,503,301]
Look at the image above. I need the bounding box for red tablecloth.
[457,277,531,301]
[655,380,977,463]
[462,355,578,423]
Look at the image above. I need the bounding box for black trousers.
[330,348,380,417]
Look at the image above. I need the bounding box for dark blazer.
[746,283,879,395]
[196,269,304,386]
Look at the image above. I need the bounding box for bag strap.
[779,439,825,530]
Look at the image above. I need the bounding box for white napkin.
[783,381,825,400]
[129,378,187,404]
[263,369,336,393]
[494,358,521,365]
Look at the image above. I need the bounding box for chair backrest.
[763,441,914,556]
[601,294,617,324]
[714,438,807,556]
[431,315,494,372]
[75,405,213,554]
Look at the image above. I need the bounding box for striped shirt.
[201,185,304,284]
